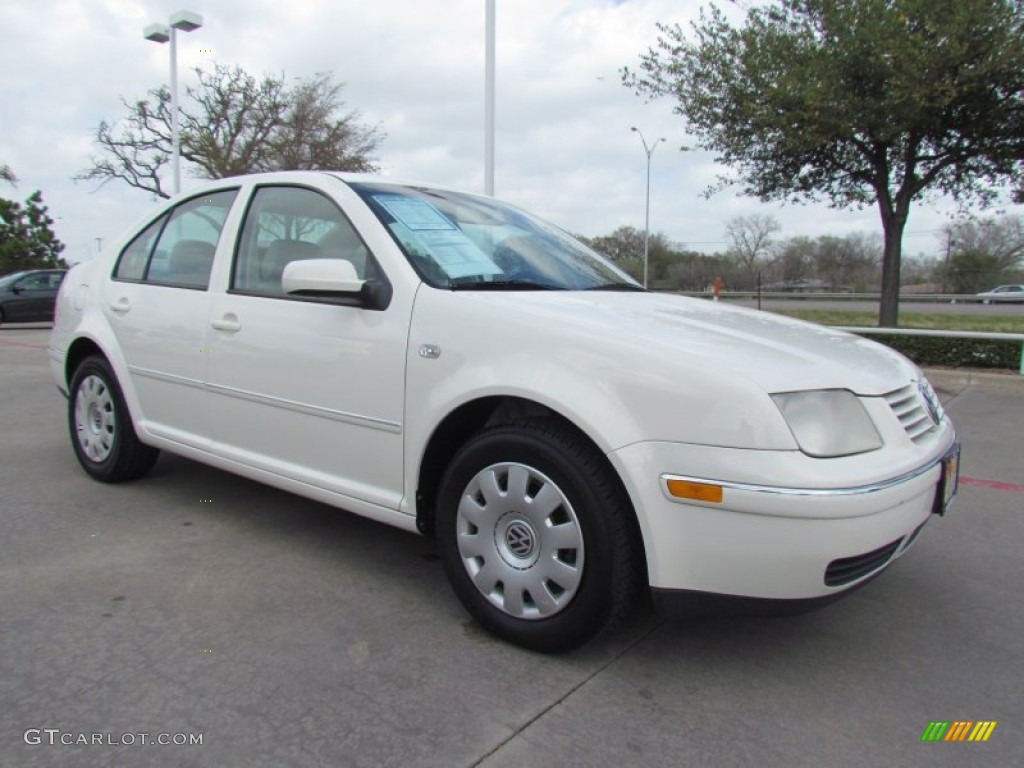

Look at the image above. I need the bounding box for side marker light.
[666,479,723,503]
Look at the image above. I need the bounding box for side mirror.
[11,284,25,294]
[282,258,364,296]
[281,258,391,311]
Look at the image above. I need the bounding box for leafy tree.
[940,250,1013,293]
[77,64,384,199]
[0,190,68,274]
[771,236,816,287]
[937,215,1024,291]
[624,0,1024,326]
[814,233,881,291]
[580,225,675,282]
[663,250,733,291]
[942,215,1024,266]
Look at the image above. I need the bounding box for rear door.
[102,189,241,446]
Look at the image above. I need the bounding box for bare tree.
[77,64,384,199]
[725,214,780,287]
[1,165,15,185]
[938,215,1024,292]
[942,216,1024,265]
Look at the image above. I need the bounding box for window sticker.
[376,195,457,231]
[376,195,501,279]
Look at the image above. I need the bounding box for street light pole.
[144,10,203,196]
[484,0,496,196]
[631,127,665,289]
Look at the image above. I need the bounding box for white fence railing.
[675,290,1020,304]
[835,327,1024,375]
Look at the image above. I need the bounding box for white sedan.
[976,284,1024,303]
[49,172,959,651]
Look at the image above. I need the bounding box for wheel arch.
[414,395,648,583]
[65,337,107,389]
[63,332,146,433]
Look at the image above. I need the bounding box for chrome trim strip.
[129,365,204,390]
[661,456,944,499]
[128,365,401,434]
[205,382,402,434]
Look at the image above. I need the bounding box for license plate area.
[932,442,961,516]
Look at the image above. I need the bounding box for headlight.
[771,390,882,458]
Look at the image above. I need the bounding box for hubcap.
[74,374,116,463]
[456,462,584,620]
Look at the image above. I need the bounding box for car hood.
[472,291,917,395]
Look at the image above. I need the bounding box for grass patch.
[772,309,1024,334]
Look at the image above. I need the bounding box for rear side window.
[114,190,238,288]
[115,215,167,280]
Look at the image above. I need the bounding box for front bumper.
[609,434,956,602]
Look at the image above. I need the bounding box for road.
[1,324,1021,768]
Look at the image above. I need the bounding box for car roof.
[164,170,476,200]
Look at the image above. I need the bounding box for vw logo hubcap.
[505,521,535,558]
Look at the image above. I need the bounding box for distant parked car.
[0,269,66,324]
[48,171,960,652]
[976,284,1024,303]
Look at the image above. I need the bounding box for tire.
[68,355,159,482]
[436,420,640,653]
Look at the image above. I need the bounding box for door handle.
[109,297,131,314]
[211,315,241,333]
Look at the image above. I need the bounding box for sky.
[1,0,1017,264]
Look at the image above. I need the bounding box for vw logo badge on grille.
[505,522,535,558]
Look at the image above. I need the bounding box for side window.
[232,186,376,296]
[149,190,238,289]
[115,215,167,281]
[16,273,49,290]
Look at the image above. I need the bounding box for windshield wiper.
[583,283,646,291]
[448,279,563,291]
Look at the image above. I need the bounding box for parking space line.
[961,476,1024,493]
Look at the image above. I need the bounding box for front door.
[205,184,411,512]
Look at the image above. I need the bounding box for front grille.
[825,538,903,587]
[884,384,936,443]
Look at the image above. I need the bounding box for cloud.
[0,0,989,264]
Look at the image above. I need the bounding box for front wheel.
[68,355,159,482]
[436,421,640,652]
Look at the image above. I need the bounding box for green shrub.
[859,333,1021,370]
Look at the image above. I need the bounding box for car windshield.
[346,181,641,291]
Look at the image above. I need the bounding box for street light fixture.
[631,126,665,289]
[144,10,203,196]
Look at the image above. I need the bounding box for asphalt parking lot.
[2,324,1021,768]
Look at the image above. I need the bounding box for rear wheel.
[436,420,640,652]
[68,355,159,482]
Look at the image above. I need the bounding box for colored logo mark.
[921,721,997,742]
